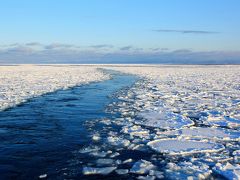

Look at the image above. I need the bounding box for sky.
[0,0,240,64]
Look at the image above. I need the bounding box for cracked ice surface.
[0,65,109,111]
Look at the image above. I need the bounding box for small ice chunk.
[79,146,100,154]
[115,169,129,175]
[130,160,156,174]
[165,161,212,180]
[109,152,120,158]
[100,118,112,125]
[89,151,108,158]
[137,110,194,130]
[163,127,240,141]
[147,139,224,155]
[123,158,133,164]
[122,125,149,137]
[233,150,240,163]
[107,136,130,147]
[213,162,240,180]
[96,158,114,165]
[137,175,156,180]
[92,134,101,141]
[82,166,116,175]
[39,174,47,179]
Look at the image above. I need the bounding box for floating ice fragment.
[92,134,101,141]
[121,125,149,137]
[213,162,240,180]
[202,115,240,129]
[163,127,240,141]
[137,110,194,130]
[165,161,212,180]
[79,146,100,154]
[39,174,47,179]
[123,158,133,164]
[130,160,156,174]
[82,166,116,175]
[109,152,120,158]
[137,175,156,180]
[147,139,224,155]
[89,151,109,158]
[233,150,240,163]
[149,170,164,179]
[107,136,130,147]
[115,169,129,175]
[96,158,114,165]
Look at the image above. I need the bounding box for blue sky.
[0,0,240,64]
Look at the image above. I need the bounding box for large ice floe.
[0,65,109,110]
[147,139,224,155]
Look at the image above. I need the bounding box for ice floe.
[147,139,224,155]
[213,162,240,180]
[201,115,240,129]
[130,160,156,174]
[165,161,212,180]
[121,125,150,137]
[96,158,114,166]
[163,127,240,141]
[137,110,194,130]
[107,136,130,148]
[233,150,240,163]
[82,166,116,175]
[115,169,129,175]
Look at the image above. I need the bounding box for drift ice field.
[0,65,240,179]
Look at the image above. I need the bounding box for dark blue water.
[0,71,137,179]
